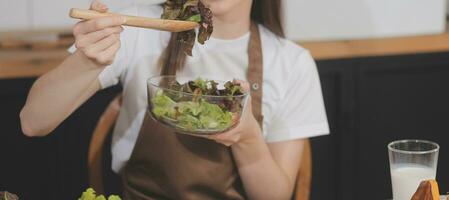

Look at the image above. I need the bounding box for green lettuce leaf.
[151,92,233,131]
[108,195,122,200]
[186,14,201,23]
[95,195,107,200]
[161,0,213,55]
[78,188,96,200]
[78,188,121,200]
[178,101,201,116]
[152,90,177,119]
[198,101,232,129]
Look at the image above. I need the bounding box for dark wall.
[0,52,448,199]
[311,52,449,200]
[0,78,121,199]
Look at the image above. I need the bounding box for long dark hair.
[159,0,284,75]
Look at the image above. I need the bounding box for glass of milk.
[388,140,439,200]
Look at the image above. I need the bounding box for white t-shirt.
[70,5,329,173]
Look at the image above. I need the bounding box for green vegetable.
[78,188,96,200]
[152,93,233,131]
[186,14,201,23]
[151,78,245,132]
[96,195,107,200]
[0,191,19,200]
[198,102,233,129]
[78,188,121,200]
[178,101,201,116]
[161,0,213,55]
[108,195,122,200]
[152,90,177,119]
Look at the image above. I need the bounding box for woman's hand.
[20,0,124,136]
[206,81,263,147]
[73,0,126,66]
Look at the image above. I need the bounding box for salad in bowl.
[147,76,249,135]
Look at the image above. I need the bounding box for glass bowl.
[147,75,249,135]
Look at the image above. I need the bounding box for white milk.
[391,165,436,200]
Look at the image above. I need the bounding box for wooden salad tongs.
[69,8,199,32]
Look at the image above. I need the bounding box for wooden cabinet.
[311,52,449,200]
[0,52,448,199]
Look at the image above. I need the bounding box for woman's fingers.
[91,0,108,12]
[95,41,121,65]
[233,79,250,92]
[80,33,121,66]
[232,80,253,116]
[82,33,120,56]
[71,1,124,67]
[244,94,253,115]
[73,21,123,66]
[75,26,123,49]
[73,16,126,36]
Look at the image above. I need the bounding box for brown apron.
[121,22,264,200]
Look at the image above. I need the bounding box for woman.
[20,0,329,199]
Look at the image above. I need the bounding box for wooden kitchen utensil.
[69,8,199,32]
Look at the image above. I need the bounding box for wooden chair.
[88,95,122,195]
[295,140,312,200]
[87,95,312,200]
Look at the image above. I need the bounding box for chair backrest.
[88,95,122,194]
[295,139,312,200]
[88,95,312,199]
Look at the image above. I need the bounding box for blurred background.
[0,0,448,199]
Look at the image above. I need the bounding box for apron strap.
[247,22,264,128]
